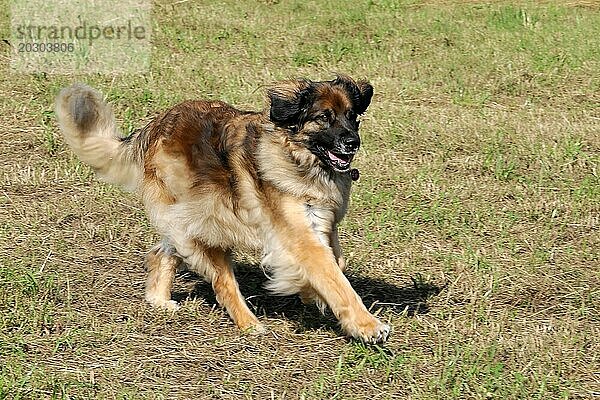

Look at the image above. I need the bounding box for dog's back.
[138,100,267,250]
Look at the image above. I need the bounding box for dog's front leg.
[330,227,346,272]
[268,199,390,344]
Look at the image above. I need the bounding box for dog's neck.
[253,124,351,217]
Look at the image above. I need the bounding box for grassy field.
[1,0,599,398]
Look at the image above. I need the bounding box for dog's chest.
[304,203,335,246]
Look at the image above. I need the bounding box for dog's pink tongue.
[327,151,355,165]
[327,150,347,164]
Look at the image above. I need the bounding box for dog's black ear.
[268,80,313,126]
[355,80,373,115]
[332,75,373,115]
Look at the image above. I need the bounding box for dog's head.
[268,75,373,173]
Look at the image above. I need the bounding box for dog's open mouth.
[325,150,354,172]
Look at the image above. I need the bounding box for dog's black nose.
[342,135,360,152]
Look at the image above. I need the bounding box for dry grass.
[1,0,599,399]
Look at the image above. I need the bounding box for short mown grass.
[1,0,599,399]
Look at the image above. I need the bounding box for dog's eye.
[315,112,331,124]
[346,110,357,121]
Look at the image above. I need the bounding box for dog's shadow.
[173,262,443,333]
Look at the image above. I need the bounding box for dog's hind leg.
[145,241,181,310]
[209,248,266,334]
[176,241,265,334]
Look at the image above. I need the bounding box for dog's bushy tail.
[55,84,143,191]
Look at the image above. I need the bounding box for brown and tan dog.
[55,76,390,343]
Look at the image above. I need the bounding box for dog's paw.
[146,297,180,311]
[345,317,391,344]
[242,322,267,336]
[363,322,390,344]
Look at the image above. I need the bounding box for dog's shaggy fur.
[55,76,390,343]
